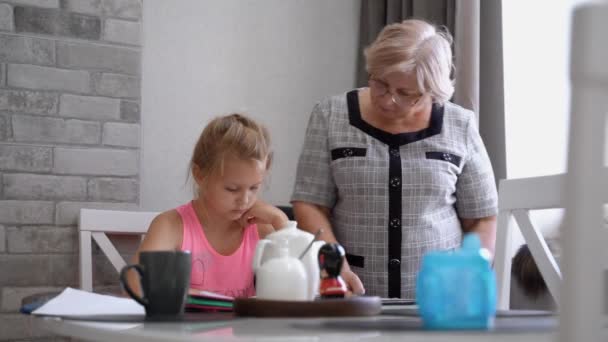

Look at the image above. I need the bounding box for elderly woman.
[291,19,498,299]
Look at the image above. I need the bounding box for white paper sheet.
[32,287,145,316]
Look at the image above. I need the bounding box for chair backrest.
[78,208,159,292]
[494,174,565,310]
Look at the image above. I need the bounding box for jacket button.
[389,259,401,267]
[389,177,400,188]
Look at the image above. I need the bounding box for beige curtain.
[455,0,506,183]
[453,1,479,118]
[478,0,506,183]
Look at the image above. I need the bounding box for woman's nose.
[378,93,398,107]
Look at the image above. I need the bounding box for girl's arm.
[124,210,183,297]
[257,224,275,239]
[242,200,289,238]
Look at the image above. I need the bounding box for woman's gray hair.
[364,19,454,105]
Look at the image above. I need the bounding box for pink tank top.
[177,202,258,298]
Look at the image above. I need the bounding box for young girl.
[127,114,288,297]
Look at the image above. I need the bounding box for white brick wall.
[7,63,91,93]
[0,89,58,114]
[63,0,141,19]
[0,200,54,224]
[0,1,142,339]
[88,177,138,201]
[59,93,120,120]
[103,18,141,45]
[120,100,139,121]
[0,145,52,172]
[102,121,139,147]
[57,40,140,75]
[12,115,101,144]
[0,35,55,65]
[0,225,5,253]
[0,3,12,31]
[3,173,87,200]
[7,226,77,253]
[6,0,59,8]
[53,147,138,176]
[95,72,139,98]
[0,63,5,86]
[0,113,7,140]
[1,286,63,312]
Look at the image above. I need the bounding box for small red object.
[318,243,347,298]
[319,276,347,298]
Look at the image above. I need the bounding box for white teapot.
[252,221,325,300]
[254,238,308,301]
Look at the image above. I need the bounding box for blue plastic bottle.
[416,233,496,330]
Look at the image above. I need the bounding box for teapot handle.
[252,239,273,271]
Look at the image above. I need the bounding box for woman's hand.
[238,200,289,230]
[341,263,365,296]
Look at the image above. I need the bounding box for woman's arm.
[460,215,497,257]
[293,201,365,295]
[293,201,336,242]
[125,211,183,297]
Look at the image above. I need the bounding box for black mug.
[120,251,191,319]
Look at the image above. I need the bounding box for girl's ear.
[192,164,205,186]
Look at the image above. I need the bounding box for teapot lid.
[267,220,312,240]
[281,221,298,230]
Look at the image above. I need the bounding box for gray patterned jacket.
[291,90,498,299]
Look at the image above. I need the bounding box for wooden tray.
[234,296,381,317]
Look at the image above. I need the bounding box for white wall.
[140,0,361,211]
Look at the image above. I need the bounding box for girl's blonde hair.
[364,19,454,105]
[190,113,272,179]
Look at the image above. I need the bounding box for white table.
[35,307,559,342]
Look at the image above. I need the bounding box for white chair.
[78,208,159,292]
[562,4,608,340]
[493,174,564,310]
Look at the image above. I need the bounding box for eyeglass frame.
[368,76,424,107]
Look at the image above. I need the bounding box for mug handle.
[120,264,148,307]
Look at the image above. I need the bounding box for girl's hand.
[238,200,289,229]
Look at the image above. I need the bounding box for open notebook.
[186,289,234,312]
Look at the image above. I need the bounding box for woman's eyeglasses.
[368,77,422,107]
